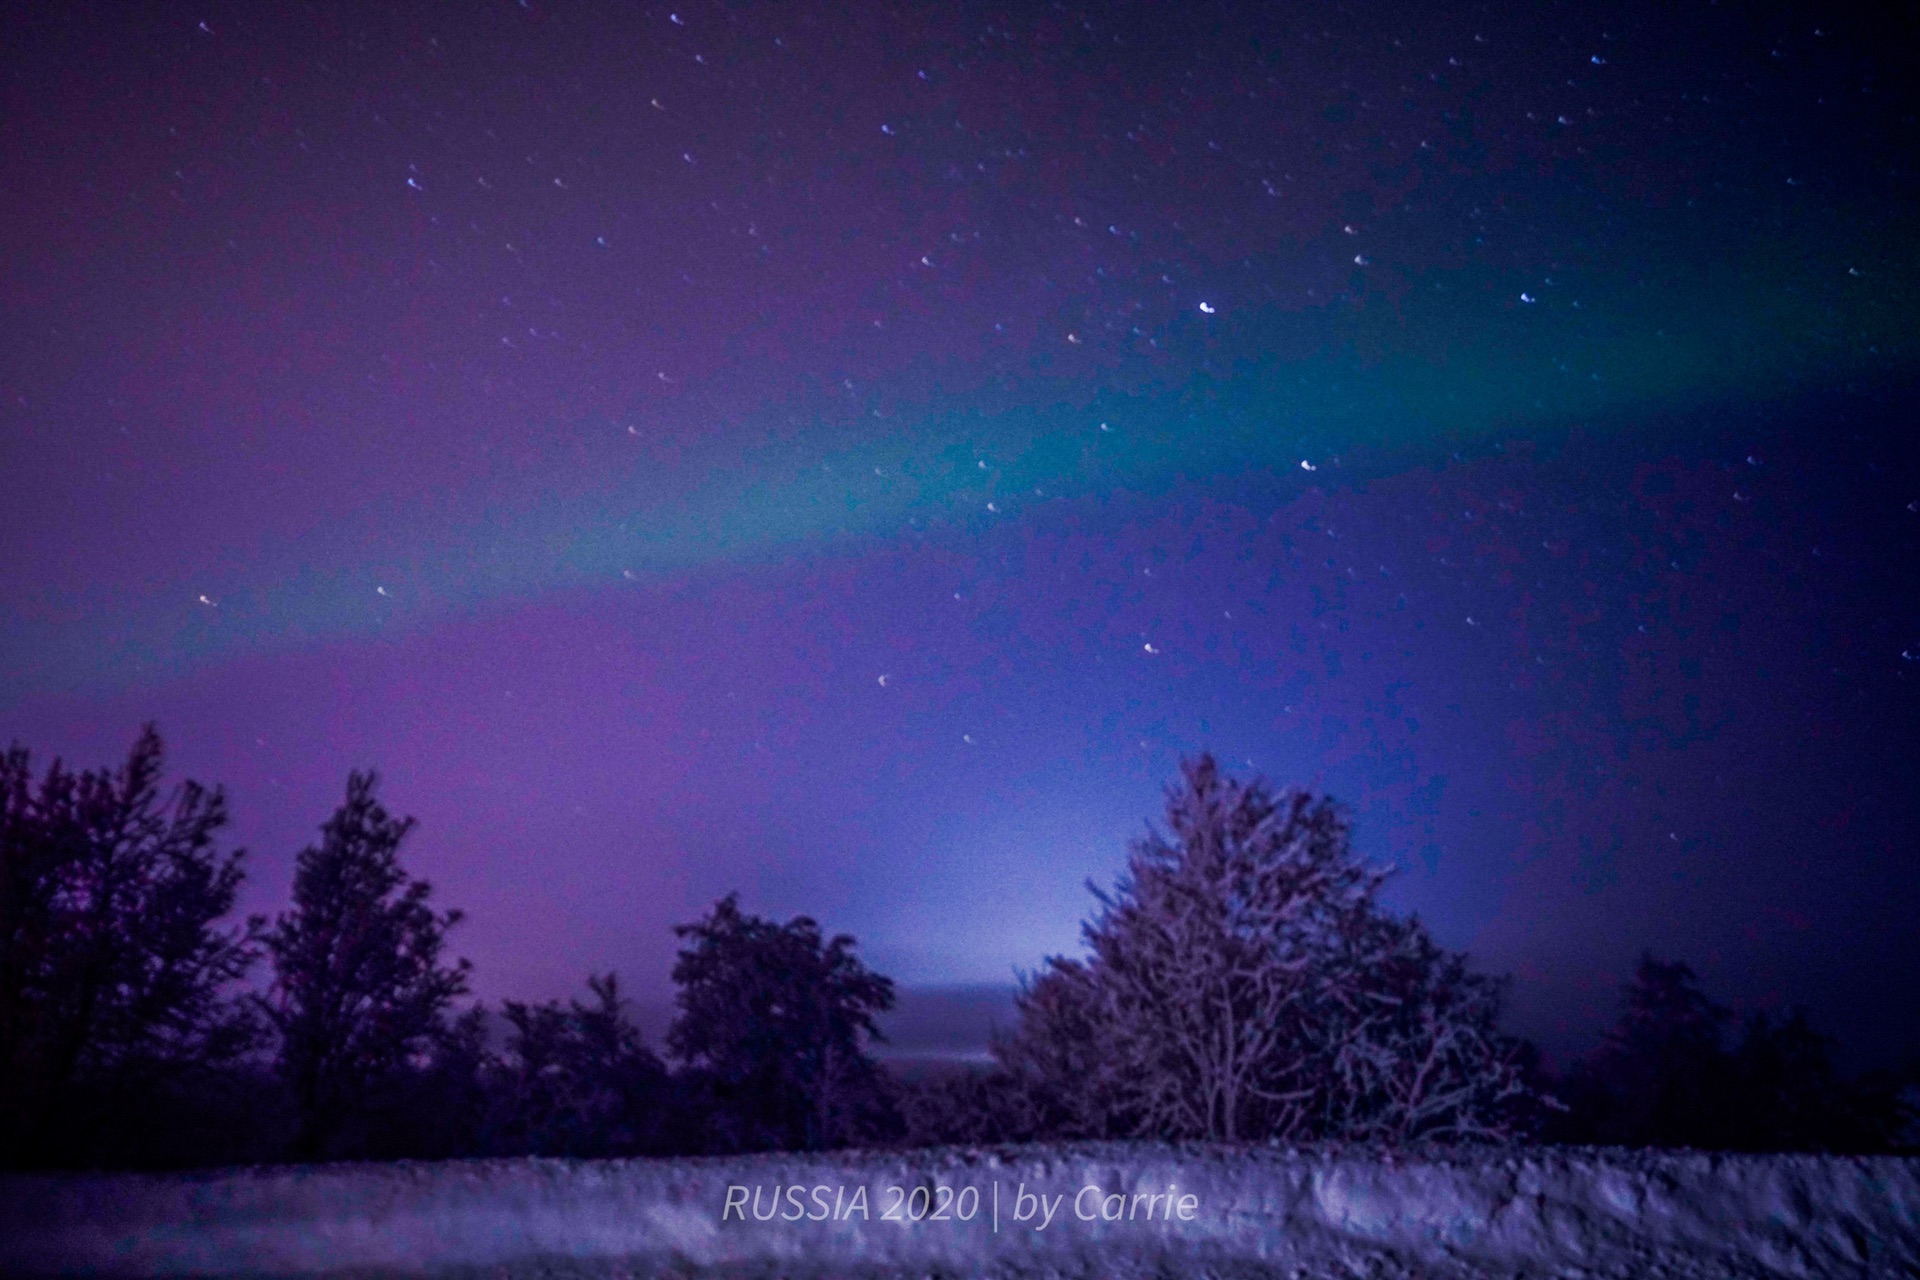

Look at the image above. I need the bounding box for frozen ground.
[3,1142,1917,1278]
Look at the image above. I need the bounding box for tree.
[0,727,259,1167]
[1730,1007,1858,1152]
[993,956,1134,1139]
[264,770,469,1160]
[385,1003,495,1160]
[668,893,896,1152]
[896,1063,1042,1148]
[996,753,1535,1144]
[1557,954,1734,1148]
[1314,911,1537,1143]
[493,972,669,1156]
[1555,956,1909,1152]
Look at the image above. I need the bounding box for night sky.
[4,0,1916,1069]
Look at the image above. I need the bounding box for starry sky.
[4,0,1916,1069]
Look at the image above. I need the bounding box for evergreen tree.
[1560,954,1734,1148]
[1556,957,1909,1152]
[1732,1007,1851,1151]
[264,771,468,1160]
[383,1003,495,1160]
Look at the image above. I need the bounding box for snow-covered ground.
[3,1143,1917,1278]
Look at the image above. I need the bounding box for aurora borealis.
[3,0,1916,1067]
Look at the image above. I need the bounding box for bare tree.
[1316,913,1534,1143]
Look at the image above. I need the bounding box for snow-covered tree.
[1315,912,1534,1143]
[995,955,1134,1138]
[998,754,1535,1143]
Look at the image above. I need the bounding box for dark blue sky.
[3,0,1915,1068]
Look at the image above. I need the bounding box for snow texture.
[3,1143,1917,1278]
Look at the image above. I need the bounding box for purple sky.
[4,0,1916,1067]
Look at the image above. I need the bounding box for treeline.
[1,730,1912,1169]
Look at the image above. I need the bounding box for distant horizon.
[5,708,1916,1079]
[460,963,1899,1079]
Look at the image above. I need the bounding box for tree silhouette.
[896,1062,1042,1147]
[1555,955,1910,1152]
[0,726,258,1167]
[1732,1007,1854,1151]
[494,972,669,1156]
[668,893,895,1151]
[1560,954,1734,1148]
[264,771,468,1160]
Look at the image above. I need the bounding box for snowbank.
[3,1143,1917,1277]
